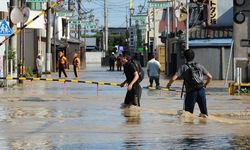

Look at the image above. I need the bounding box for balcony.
[189,26,233,40]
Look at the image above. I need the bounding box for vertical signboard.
[210,0,218,24]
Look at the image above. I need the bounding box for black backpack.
[131,60,144,83]
[185,63,204,89]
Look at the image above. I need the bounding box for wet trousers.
[184,88,208,115]
[124,83,142,106]
[73,66,79,78]
[109,62,115,71]
[59,65,67,78]
[149,76,160,87]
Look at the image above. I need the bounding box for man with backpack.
[166,49,212,116]
[120,54,144,107]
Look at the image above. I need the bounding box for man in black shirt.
[109,52,116,71]
[120,55,142,107]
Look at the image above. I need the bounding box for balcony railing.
[189,26,233,40]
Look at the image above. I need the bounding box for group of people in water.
[120,49,212,118]
[36,49,212,117]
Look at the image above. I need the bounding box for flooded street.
[0,64,250,149]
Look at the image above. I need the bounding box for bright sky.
[82,0,147,27]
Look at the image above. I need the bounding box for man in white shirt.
[147,54,161,89]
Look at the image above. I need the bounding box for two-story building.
[159,0,233,80]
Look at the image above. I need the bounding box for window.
[26,2,43,11]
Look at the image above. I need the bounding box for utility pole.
[78,0,81,40]
[104,0,108,56]
[46,0,51,73]
[53,10,57,72]
[20,0,25,77]
[186,0,189,49]
[9,0,18,76]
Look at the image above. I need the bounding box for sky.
[82,0,147,27]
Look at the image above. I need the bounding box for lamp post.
[138,4,143,14]
[129,8,135,27]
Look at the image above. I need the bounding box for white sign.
[0,0,8,12]
[0,37,5,56]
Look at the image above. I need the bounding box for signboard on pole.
[56,11,73,17]
[26,0,48,2]
[131,15,147,21]
[149,1,172,9]
[0,0,8,12]
[68,20,82,24]
[209,0,218,24]
[0,19,13,36]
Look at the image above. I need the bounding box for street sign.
[131,15,147,21]
[240,39,250,47]
[82,25,97,30]
[149,1,172,9]
[56,11,73,17]
[26,0,48,2]
[0,19,12,36]
[137,47,144,52]
[138,25,146,30]
[68,20,82,24]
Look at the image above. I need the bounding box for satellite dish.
[174,2,188,22]
[10,7,23,24]
[22,7,30,23]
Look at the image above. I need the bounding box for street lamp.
[95,19,99,25]
[129,7,134,27]
[138,4,143,14]
[89,14,95,22]
[95,19,99,32]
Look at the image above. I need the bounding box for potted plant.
[8,46,16,76]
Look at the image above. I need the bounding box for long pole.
[46,0,52,72]
[53,12,57,72]
[20,0,25,77]
[147,8,150,61]
[104,0,108,56]
[186,0,189,49]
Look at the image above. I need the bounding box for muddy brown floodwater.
[0,64,250,149]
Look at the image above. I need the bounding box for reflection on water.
[122,107,142,150]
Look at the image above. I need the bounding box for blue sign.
[0,19,12,36]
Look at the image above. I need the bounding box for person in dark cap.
[166,49,212,117]
[109,52,116,71]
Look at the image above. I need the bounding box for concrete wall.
[86,52,102,64]
[191,47,233,80]
[17,29,35,70]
